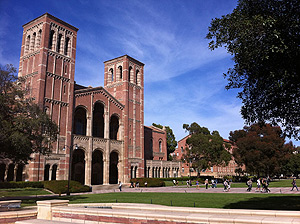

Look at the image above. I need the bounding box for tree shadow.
[224,196,300,210]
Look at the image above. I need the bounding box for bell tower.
[104,55,145,181]
[18,13,78,181]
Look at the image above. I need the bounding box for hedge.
[43,180,91,194]
[130,178,165,187]
[0,181,43,189]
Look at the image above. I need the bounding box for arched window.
[74,107,87,135]
[109,115,119,140]
[93,102,104,138]
[135,70,139,85]
[25,35,30,53]
[109,68,114,82]
[159,140,162,152]
[31,32,36,52]
[128,66,132,82]
[49,30,55,50]
[37,29,42,48]
[57,33,63,53]
[72,148,85,185]
[64,37,70,55]
[118,66,122,80]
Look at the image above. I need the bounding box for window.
[57,34,62,53]
[135,70,139,85]
[110,68,114,82]
[182,168,184,173]
[159,140,162,152]
[128,66,132,82]
[118,66,122,79]
[64,37,70,55]
[49,30,54,50]
[181,147,183,153]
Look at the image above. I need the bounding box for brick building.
[173,135,242,178]
[0,13,180,185]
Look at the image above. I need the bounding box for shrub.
[0,181,43,189]
[130,178,165,187]
[43,180,91,194]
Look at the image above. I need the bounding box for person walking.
[205,179,209,189]
[256,178,261,192]
[291,178,299,191]
[196,180,199,189]
[119,181,122,191]
[247,179,252,192]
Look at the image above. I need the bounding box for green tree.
[152,123,177,160]
[183,122,231,175]
[206,0,300,139]
[285,150,300,177]
[0,64,58,163]
[229,123,292,176]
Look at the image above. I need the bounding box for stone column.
[37,200,69,220]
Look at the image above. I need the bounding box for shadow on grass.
[21,195,90,207]
[224,196,300,210]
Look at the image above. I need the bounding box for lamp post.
[63,144,78,196]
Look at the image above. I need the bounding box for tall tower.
[104,55,144,181]
[18,13,78,181]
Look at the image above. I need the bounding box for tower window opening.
[136,70,139,85]
[57,34,62,53]
[128,66,132,82]
[31,32,36,52]
[64,37,70,55]
[25,35,30,53]
[49,30,55,50]
[110,68,114,82]
[37,29,42,48]
[118,66,122,80]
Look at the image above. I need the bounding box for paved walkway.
[91,186,300,195]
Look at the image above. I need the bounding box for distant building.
[172,135,243,178]
[0,13,180,184]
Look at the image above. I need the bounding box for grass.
[0,188,51,197]
[20,192,300,210]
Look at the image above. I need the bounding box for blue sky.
[1,0,297,145]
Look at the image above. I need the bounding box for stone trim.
[22,50,40,60]
[46,72,70,82]
[44,98,69,107]
[23,71,38,79]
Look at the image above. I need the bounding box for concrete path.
[91,186,300,195]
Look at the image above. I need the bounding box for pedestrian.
[223,180,228,192]
[255,178,261,192]
[205,179,209,189]
[130,181,134,188]
[196,180,199,189]
[119,181,122,191]
[173,179,176,186]
[136,181,139,188]
[227,179,231,191]
[186,180,190,188]
[291,178,299,191]
[246,179,252,192]
[145,181,148,187]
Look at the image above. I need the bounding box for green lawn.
[21,192,300,210]
[0,188,51,197]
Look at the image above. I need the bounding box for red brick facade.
[0,13,181,184]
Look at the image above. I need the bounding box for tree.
[0,64,58,163]
[206,0,300,139]
[284,149,300,177]
[229,123,292,176]
[152,123,177,160]
[183,122,231,175]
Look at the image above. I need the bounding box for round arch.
[71,148,85,185]
[109,151,119,184]
[44,164,50,181]
[91,149,104,185]
[109,114,120,140]
[93,102,105,138]
[74,106,88,135]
